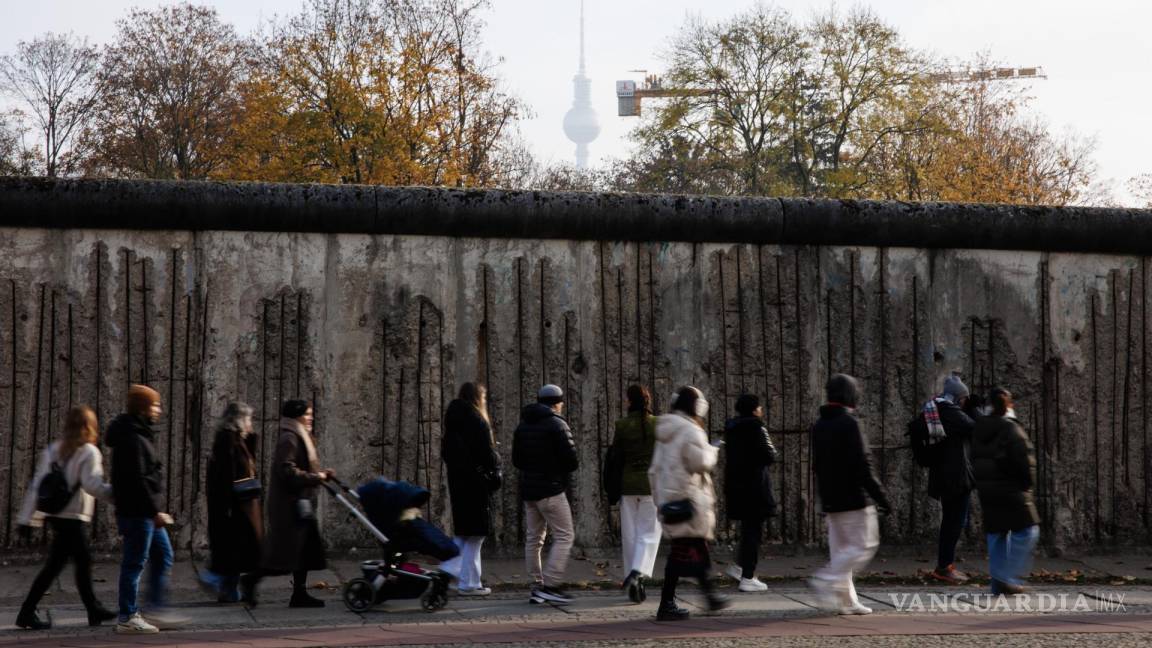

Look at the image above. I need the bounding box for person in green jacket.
[612,385,661,603]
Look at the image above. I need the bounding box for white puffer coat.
[648,412,718,540]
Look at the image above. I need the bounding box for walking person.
[723,394,778,592]
[14,406,117,630]
[971,387,1040,595]
[512,384,578,605]
[242,400,335,608]
[650,386,730,621]
[107,384,186,634]
[808,374,891,616]
[922,374,976,584]
[202,403,263,603]
[440,383,501,596]
[611,385,661,603]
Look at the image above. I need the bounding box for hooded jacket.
[810,404,890,513]
[511,403,578,502]
[648,412,718,540]
[106,413,164,518]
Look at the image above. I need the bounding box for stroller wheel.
[343,578,375,612]
[420,589,448,612]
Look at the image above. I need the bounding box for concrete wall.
[1,179,1151,554]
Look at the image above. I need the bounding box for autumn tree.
[1127,175,1152,208]
[0,32,101,177]
[221,0,523,186]
[81,3,245,179]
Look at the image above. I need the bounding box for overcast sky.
[1,0,1147,203]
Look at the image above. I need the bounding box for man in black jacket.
[809,374,890,616]
[106,385,184,634]
[922,374,976,585]
[512,384,579,605]
[723,394,777,592]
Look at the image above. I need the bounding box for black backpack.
[906,414,946,468]
[37,459,78,515]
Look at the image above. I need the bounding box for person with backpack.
[809,374,890,615]
[610,385,661,603]
[971,387,1040,595]
[14,406,116,630]
[912,374,976,585]
[107,384,188,634]
[723,394,778,592]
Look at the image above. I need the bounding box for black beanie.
[735,394,760,417]
[282,399,310,419]
[826,374,860,408]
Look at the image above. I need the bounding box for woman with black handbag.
[203,402,263,603]
[441,383,501,596]
[648,386,729,621]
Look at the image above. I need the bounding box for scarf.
[281,417,319,471]
[922,393,959,444]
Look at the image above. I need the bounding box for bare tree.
[0,111,36,175]
[0,33,101,177]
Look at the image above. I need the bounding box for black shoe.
[532,585,572,605]
[16,609,51,630]
[240,574,259,608]
[622,569,640,590]
[288,590,326,608]
[627,574,646,604]
[87,606,117,627]
[707,594,732,612]
[656,602,690,621]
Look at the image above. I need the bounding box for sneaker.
[807,577,838,610]
[840,603,873,615]
[725,564,744,581]
[142,611,190,630]
[458,587,492,596]
[706,594,732,612]
[532,585,573,604]
[930,564,970,585]
[656,602,690,621]
[115,613,159,635]
[738,577,768,592]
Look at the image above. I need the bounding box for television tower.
[563,0,600,168]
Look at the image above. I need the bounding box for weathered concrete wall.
[1,178,1151,555]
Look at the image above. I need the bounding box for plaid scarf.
[922,395,955,444]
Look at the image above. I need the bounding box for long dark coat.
[723,416,778,520]
[441,400,500,537]
[261,419,327,573]
[926,399,976,500]
[206,429,263,575]
[971,414,1040,533]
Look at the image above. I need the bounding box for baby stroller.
[323,477,459,613]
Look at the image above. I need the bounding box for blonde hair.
[60,406,99,461]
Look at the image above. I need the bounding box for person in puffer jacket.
[648,386,730,621]
[511,384,578,605]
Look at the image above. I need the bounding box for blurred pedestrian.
[440,383,501,596]
[650,386,729,621]
[971,387,1039,595]
[611,385,661,603]
[15,406,116,630]
[202,402,262,603]
[723,394,777,592]
[808,374,890,616]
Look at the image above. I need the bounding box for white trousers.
[812,506,879,608]
[441,536,485,590]
[619,495,662,578]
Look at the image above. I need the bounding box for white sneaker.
[840,603,873,615]
[725,565,743,581]
[807,577,838,610]
[738,577,768,592]
[142,611,190,630]
[115,613,159,634]
[458,586,492,596]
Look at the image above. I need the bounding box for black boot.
[16,608,51,630]
[240,573,259,608]
[86,605,116,627]
[625,570,644,603]
[289,590,325,608]
[656,600,690,621]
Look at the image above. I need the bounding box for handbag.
[602,445,624,505]
[477,466,503,492]
[658,498,695,524]
[232,476,263,500]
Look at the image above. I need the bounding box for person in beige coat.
[648,386,730,621]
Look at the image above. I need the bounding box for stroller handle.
[323,476,360,499]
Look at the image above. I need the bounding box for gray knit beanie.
[943,374,970,400]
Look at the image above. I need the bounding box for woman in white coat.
[15,406,116,630]
[648,386,730,621]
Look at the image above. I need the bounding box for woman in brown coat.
[241,400,334,608]
[203,403,262,603]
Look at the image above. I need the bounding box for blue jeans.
[117,516,174,620]
[987,525,1039,588]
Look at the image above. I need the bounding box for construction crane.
[616,66,1047,117]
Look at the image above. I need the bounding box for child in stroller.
[325,477,460,612]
